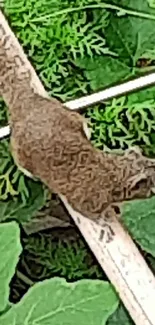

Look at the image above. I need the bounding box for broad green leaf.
[76,54,155,99]
[127,88,155,105]
[0,222,22,313]
[107,305,134,325]
[0,278,118,325]
[106,0,155,13]
[76,0,155,91]
[121,196,155,257]
[76,56,131,90]
[147,0,155,8]
[0,181,46,223]
[106,1,155,65]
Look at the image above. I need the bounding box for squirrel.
[1,29,155,223]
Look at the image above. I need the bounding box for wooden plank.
[1,9,155,325]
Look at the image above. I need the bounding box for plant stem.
[17,270,34,286]
[29,3,155,22]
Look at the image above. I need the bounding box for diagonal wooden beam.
[1,10,155,325]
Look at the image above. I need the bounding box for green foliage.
[4,0,109,101]
[76,0,155,151]
[0,139,47,222]
[0,122,46,206]
[0,180,47,223]
[0,222,22,313]
[0,278,118,325]
[0,223,119,325]
[147,0,155,8]
[121,197,155,257]
[76,56,131,91]
[0,99,8,126]
[76,0,155,152]
[76,0,155,90]
[86,97,155,151]
[107,0,155,13]
[107,305,134,325]
[22,234,103,281]
[0,98,30,202]
[105,1,155,66]
[0,139,29,201]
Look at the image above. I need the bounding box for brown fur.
[1,31,155,222]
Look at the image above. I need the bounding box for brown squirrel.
[1,27,155,223]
